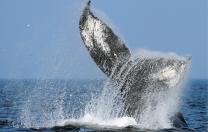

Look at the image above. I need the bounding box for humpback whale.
[79,1,190,128]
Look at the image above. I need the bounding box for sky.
[0,0,207,79]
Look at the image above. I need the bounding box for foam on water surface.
[56,114,137,129]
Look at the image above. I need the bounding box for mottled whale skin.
[79,1,190,128]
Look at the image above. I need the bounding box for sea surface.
[0,79,207,132]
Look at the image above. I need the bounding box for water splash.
[19,50,190,130]
[20,80,66,128]
[19,80,102,128]
[83,79,125,122]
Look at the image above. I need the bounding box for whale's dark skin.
[79,1,189,129]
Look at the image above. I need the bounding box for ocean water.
[0,79,207,132]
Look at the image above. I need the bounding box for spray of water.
[19,49,190,129]
[20,80,66,128]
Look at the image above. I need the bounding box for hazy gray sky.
[0,0,207,79]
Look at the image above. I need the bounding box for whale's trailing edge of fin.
[79,1,131,77]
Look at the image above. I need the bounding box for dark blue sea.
[0,79,207,132]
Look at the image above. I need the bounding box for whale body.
[79,1,190,128]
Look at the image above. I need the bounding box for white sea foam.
[56,114,137,129]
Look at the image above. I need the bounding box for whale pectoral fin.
[79,1,131,77]
[171,112,188,128]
